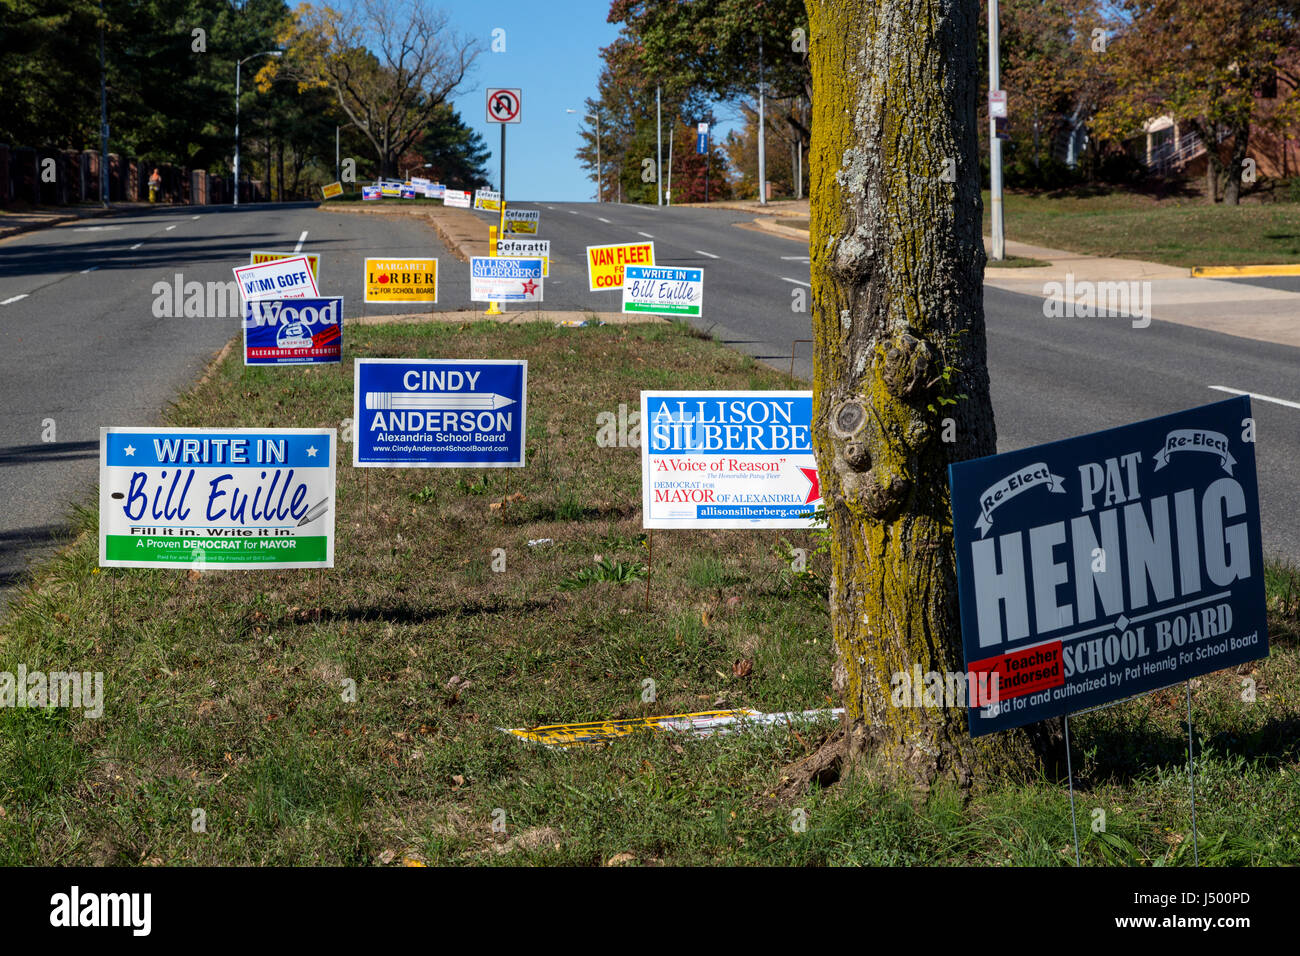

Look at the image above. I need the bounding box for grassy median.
[0,321,1297,865]
[987,188,1300,268]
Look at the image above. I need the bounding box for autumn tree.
[1092,0,1300,204]
[805,0,1049,788]
[277,0,479,178]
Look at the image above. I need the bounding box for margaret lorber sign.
[641,391,821,529]
[950,397,1267,737]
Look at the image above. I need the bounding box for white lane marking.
[1,294,29,305]
[568,210,579,214]
[73,225,123,232]
[1209,386,1300,410]
[546,205,556,209]
[695,250,719,259]
[781,255,810,262]
[780,277,811,287]
[294,230,308,252]
[597,217,611,223]
[191,215,200,220]
[165,224,177,231]
[130,243,143,250]
[637,231,654,238]
[80,266,99,274]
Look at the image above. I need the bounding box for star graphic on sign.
[800,467,821,504]
[123,444,136,457]
[306,445,318,458]
[521,279,538,295]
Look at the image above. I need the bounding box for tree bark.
[806,0,1047,789]
[1222,122,1251,206]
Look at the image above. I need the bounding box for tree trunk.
[1222,123,1250,206]
[806,0,1047,789]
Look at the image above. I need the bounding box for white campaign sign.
[233,256,319,302]
[640,391,822,529]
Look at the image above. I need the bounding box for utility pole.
[758,32,767,206]
[656,85,663,205]
[98,0,108,207]
[988,0,1005,260]
[234,50,281,207]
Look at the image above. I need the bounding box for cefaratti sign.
[950,397,1267,736]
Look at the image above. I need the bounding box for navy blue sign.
[353,359,527,468]
[243,297,343,365]
[950,397,1267,737]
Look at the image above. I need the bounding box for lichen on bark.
[806,0,1051,788]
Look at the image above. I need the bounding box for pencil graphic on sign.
[297,498,331,527]
[365,392,516,410]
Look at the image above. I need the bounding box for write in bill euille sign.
[640,391,821,529]
[950,397,1267,736]
[100,427,336,569]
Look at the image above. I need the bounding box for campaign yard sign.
[379,180,404,197]
[243,297,343,366]
[474,189,502,211]
[587,242,655,291]
[504,208,540,234]
[249,250,320,281]
[469,256,543,302]
[950,397,1267,737]
[321,181,344,200]
[354,359,527,468]
[364,258,438,304]
[623,266,703,317]
[99,427,336,569]
[641,391,821,529]
[233,256,318,302]
[444,189,471,208]
[362,186,381,201]
[496,238,550,276]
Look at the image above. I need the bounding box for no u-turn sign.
[487,88,521,124]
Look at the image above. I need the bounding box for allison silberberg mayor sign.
[99,427,336,569]
[949,397,1267,736]
[641,391,821,529]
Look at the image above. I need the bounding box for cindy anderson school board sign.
[99,427,336,569]
[950,396,1267,737]
[641,391,821,529]
[353,358,527,468]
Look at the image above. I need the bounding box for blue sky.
[443,0,622,202]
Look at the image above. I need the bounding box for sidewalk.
[0,202,151,241]
[983,237,1300,350]
[726,208,1300,351]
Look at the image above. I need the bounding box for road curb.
[1191,264,1300,278]
[0,205,121,242]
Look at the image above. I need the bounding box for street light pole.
[988,0,1006,261]
[568,108,603,202]
[234,50,281,207]
[98,0,108,207]
[656,85,663,206]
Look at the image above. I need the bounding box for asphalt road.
[1,199,1296,603]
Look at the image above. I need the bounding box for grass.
[987,254,1051,268]
[0,321,1297,866]
[984,187,1300,268]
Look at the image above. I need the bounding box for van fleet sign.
[353,359,527,468]
[100,427,336,569]
[249,250,320,280]
[641,391,821,529]
[950,397,1267,737]
[243,297,343,365]
[587,242,655,291]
